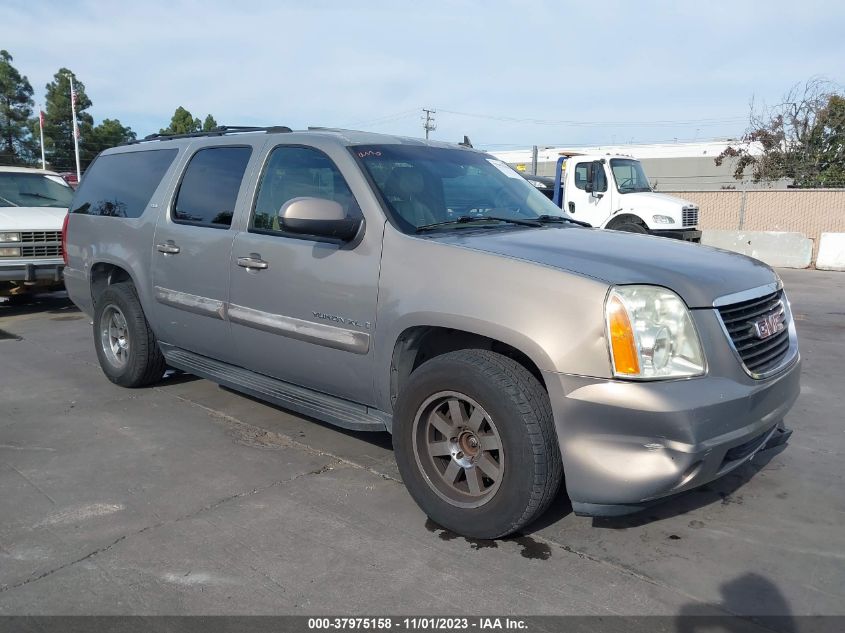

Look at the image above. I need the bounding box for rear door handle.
[237,255,269,270]
[156,241,180,255]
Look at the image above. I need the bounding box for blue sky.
[2,0,843,149]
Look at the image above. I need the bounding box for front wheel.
[612,221,648,234]
[393,350,562,539]
[93,282,166,387]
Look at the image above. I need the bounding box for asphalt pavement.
[0,269,843,618]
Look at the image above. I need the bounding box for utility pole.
[65,72,82,182]
[422,108,436,140]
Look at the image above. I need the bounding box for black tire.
[612,221,648,234]
[93,282,166,387]
[393,349,562,539]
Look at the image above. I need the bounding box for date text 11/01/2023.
[307,617,528,630]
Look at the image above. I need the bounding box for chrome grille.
[682,207,698,227]
[20,244,62,257]
[20,230,61,243]
[717,290,791,377]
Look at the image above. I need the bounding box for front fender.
[373,227,612,411]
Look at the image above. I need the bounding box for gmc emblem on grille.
[751,306,786,340]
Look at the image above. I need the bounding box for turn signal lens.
[607,295,640,375]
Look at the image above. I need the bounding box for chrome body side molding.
[228,303,370,355]
[154,286,226,319]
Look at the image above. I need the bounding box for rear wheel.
[393,349,562,539]
[93,282,165,387]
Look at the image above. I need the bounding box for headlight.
[0,247,22,257]
[605,285,705,379]
[0,232,21,242]
[651,215,674,224]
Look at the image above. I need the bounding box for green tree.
[716,79,845,188]
[202,114,218,132]
[0,50,36,166]
[42,68,94,171]
[90,118,137,152]
[160,106,201,135]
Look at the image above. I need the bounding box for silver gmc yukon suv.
[63,127,800,539]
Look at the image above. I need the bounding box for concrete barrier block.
[816,233,845,271]
[701,230,813,268]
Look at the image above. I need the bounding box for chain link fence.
[676,189,845,261]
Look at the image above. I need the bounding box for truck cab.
[547,153,701,241]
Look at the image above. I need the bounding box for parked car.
[0,166,73,299]
[59,171,79,189]
[521,173,556,199]
[63,127,799,539]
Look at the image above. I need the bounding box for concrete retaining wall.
[816,233,845,271]
[674,189,845,265]
[701,230,814,269]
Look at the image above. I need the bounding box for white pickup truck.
[520,153,701,242]
[0,166,73,299]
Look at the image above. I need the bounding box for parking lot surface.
[0,269,843,617]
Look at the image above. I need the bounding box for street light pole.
[65,73,82,182]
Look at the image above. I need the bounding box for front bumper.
[0,261,64,284]
[650,228,702,242]
[543,354,800,516]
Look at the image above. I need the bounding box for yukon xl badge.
[313,312,371,330]
[752,305,786,340]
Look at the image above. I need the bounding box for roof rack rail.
[125,125,293,145]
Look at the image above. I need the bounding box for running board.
[161,346,391,433]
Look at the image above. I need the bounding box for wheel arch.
[89,261,139,308]
[387,323,551,412]
[604,213,649,230]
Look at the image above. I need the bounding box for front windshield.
[353,145,566,232]
[610,159,651,193]
[0,172,74,208]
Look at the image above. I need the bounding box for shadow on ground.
[0,291,77,317]
[676,572,796,632]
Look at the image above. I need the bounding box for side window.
[574,162,590,190]
[71,149,178,217]
[172,146,252,228]
[251,146,359,234]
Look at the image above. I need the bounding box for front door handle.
[237,255,269,270]
[156,241,180,255]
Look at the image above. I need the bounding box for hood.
[430,226,777,308]
[0,206,68,231]
[616,191,695,215]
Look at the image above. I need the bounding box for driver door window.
[251,146,359,236]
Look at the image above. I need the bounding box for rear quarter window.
[71,149,178,218]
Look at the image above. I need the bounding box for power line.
[340,109,419,128]
[438,108,747,128]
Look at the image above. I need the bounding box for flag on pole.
[70,88,79,139]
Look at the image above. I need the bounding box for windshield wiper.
[20,192,58,202]
[416,215,541,233]
[537,214,592,228]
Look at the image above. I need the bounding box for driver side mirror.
[280,197,362,242]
